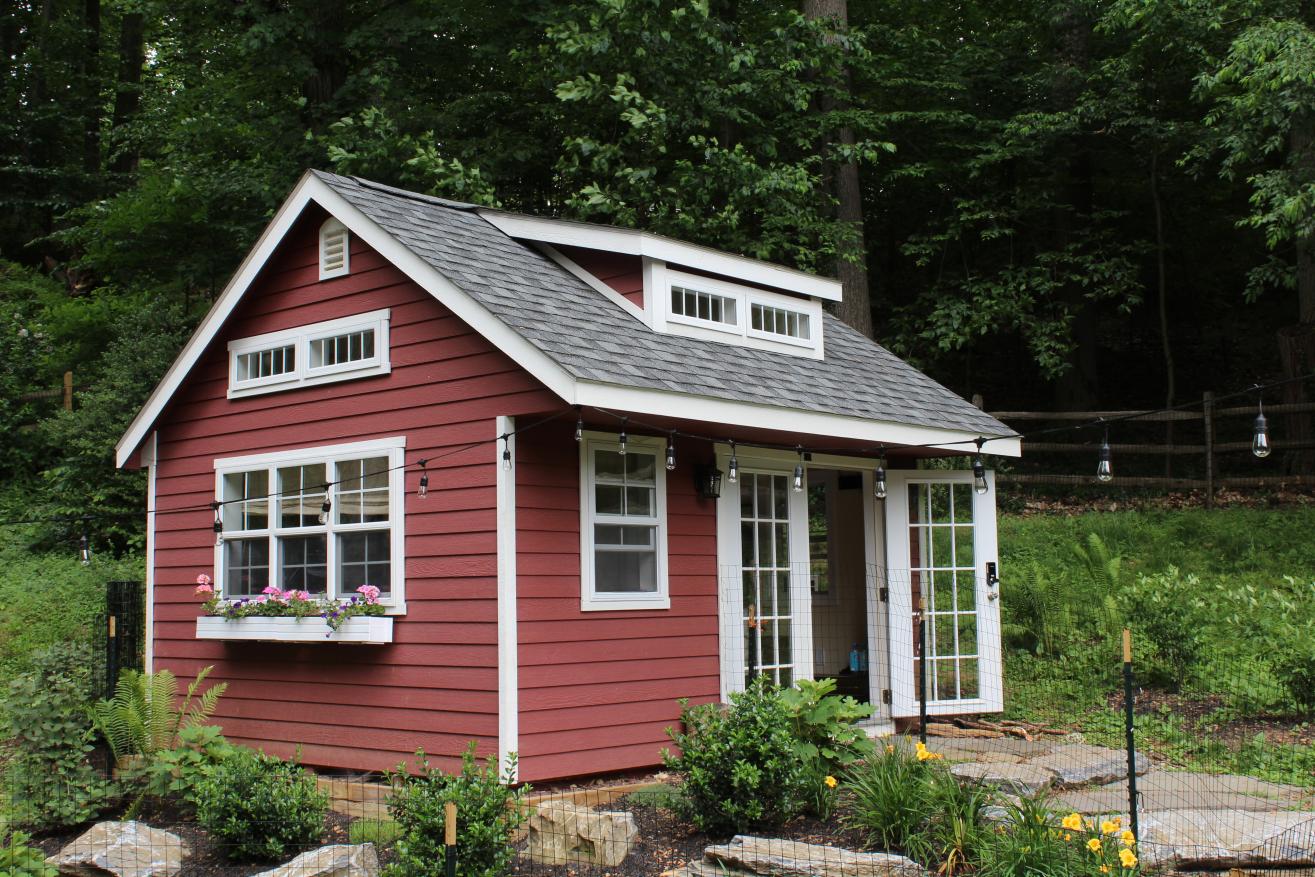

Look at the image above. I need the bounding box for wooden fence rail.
[18,370,75,411]
[986,391,1315,506]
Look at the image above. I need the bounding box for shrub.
[385,744,527,877]
[779,678,873,817]
[91,667,227,765]
[0,831,58,877]
[910,771,994,875]
[194,748,328,862]
[976,796,1085,877]
[4,642,113,829]
[663,676,808,836]
[842,742,944,853]
[144,724,236,803]
[1119,567,1208,689]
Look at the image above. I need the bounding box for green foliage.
[0,831,58,877]
[91,667,227,764]
[385,744,527,877]
[779,677,874,817]
[975,795,1086,877]
[841,743,944,853]
[348,817,404,847]
[4,643,113,830]
[194,748,328,862]
[1119,568,1208,689]
[143,724,237,803]
[619,783,684,811]
[662,677,809,836]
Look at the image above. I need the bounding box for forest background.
[3,0,1315,555]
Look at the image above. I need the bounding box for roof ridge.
[310,169,481,212]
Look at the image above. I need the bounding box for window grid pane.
[591,447,661,596]
[908,481,979,702]
[311,329,377,369]
[670,285,737,326]
[750,303,811,340]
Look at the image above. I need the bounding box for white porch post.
[496,415,519,781]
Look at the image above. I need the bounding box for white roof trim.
[479,210,844,302]
[117,172,1013,467]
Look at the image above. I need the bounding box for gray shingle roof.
[315,171,1009,439]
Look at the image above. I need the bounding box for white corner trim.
[479,210,843,302]
[536,244,649,326]
[496,415,519,783]
[144,431,158,673]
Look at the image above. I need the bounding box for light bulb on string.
[1096,425,1113,483]
[793,446,805,493]
[212,502,224,546]
[874,449,888,500]
[618,418,628,457]
[574,406,584,443]
[1253,395,1271,458]
[79,524,91,566]
[666,432,676,471]
[727,441,738,484]
[972,438,989,495]
[417,459,429,499]
[318,492,332,525]
[502,436,512,471]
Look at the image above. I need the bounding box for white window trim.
[747,296,815,348]
[319,217,350,280]
[579,431,670,611]
[212,436,407,614]
[227,309,391,399]
[665,269,746,335]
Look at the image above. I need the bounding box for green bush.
[194,749,328,862]
[385,744,527,877]
[779,678,874,817]
[976,796,1087,877]
[663,676,808,836]
[91,667,227,764]
[144,724,237,804]
[1119,567,1208,689]
[842,743,945,853]
[4,642,113,829]
[0,831,58,877]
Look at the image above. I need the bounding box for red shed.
[116,171,1021,783]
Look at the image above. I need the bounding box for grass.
[347,817,403,846]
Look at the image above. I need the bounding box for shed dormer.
[479,212,839,360]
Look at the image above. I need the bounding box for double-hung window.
[215,437,405,607]
[580,433,670,611]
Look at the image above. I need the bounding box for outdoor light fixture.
[618,418,628,457]
[1096,424,1113,483]
[972,439,988,495]
[318,494,332,525]
[695,466,723,500]
[417,459,429,499]
[727,440,738,484]
[1253,398,1271,459]
[574,405,584,443]
[212,502,224,546]
[502,436,512,471]
[874,449,888,500]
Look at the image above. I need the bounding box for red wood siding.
[514,426,720,782]
[557,245,645,309]
[150,206,559,775]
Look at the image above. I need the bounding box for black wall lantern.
[695,466,723,500]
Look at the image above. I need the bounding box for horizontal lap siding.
[557,245,644,309]
[151,207,558,774]
[515,425,720,781]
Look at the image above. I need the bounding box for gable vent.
[319,218,350,280]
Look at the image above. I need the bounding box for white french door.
[883,470,1003,716]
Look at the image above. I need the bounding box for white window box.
[195,615,393,644]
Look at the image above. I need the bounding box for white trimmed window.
[319,218,350,280]
[749,301,811,343]
[214,438,405,608]
[671,284,738,328]
[654,265,823,357]
[580,433,670,611]
[227,309,390,398]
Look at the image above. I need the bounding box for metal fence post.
[1123,629,1140,842]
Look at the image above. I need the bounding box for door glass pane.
[741,472,793,684]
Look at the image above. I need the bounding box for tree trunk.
[82,0,101,176]
[1150,150,1175,477]
[802,0,873,338]
[109,11,145,174]
[1281,116,1315,472]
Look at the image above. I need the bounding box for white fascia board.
[480,211,843,302]
[572,381,1023,457]
[116,173,579,467]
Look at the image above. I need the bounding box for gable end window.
[214,438,405,609]
[580,433,670,611]
[319,218,350,280]
[228,310,390,399]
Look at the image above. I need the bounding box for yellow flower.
[825,775,838,789]
[915,742,940,761]
[1062,812,1084,831]
[1088,838,1103,854]
[1119,848,1138,868]
[886,744,896,754]
[1120,830,1136,846]
[1101,819,1120,836]
[1100,866,1110,874]
[1064,832,1073,842]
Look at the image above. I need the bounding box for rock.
[524,799,638,866]
[1137,808,1315,870]
[950,762,1056,796]
[1054,771,1312,815]
[250,844,378,877]
[1027,744,1149,788]
[46,821,188,877]
[704,835,925,877]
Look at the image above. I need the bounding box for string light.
[972,439,988,495]
[874,448,887,500]
[574,405,584,443]
[79,521,91,566]
[793,446,805,493]
[1252,395,1271,459]
[666,432,676,471]
[502,435,512,471]
[417,459,429,499]
[1096,423,1113,483]
[212,502,224,546]
[318,490,332,525]
[618,418,628,457]
[727,440,738,484]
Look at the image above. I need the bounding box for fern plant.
[90,666,226,763]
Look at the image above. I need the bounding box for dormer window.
[228,310,390,399]
[671,284,738,328]
[319,218,350,280]
[750,302,811,343]
[652,266,824,358]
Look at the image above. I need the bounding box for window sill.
[580,596,671,612]
[196,616,394,644]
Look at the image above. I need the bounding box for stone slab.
[524,800,637,866]
[704,835,925,877]
[1052,771,1313,815]
[251,844,378,877]
[1027,744,1149,788]
[916,736,1053,758]
[950,762,1056,796]
[1137,808,1315,870]
[47,822,189,877]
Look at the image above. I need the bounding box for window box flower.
[193,576,393,643]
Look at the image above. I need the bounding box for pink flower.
[194,583,214,596]
[290,590,311,601]
[356,585,381,604]
[254,595,268,603]
[196,574,212,586]
[261,585,282,596]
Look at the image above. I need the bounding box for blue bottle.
[849,644,860,673]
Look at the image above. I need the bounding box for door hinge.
[879,586,889,603]
[881,689,892,705]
